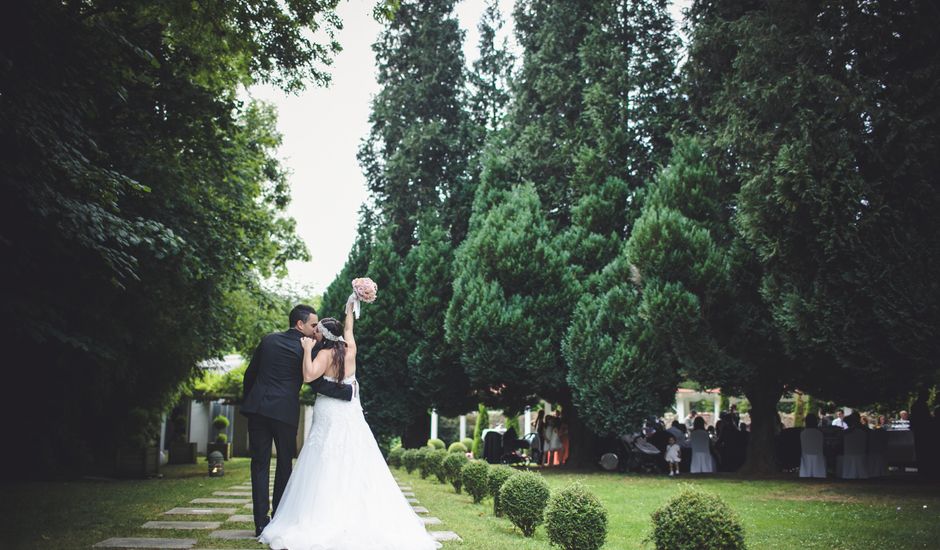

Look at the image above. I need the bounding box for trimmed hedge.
[461,437,474,450]
[402,449,420,474]
[415,448,431,479]
[487,465,518,516]
[424,449,447,482]
[500,470,550,537]
[447,441,468,454]
[648,485,746,550]
[427,438,446,450]
[442,452,470,493]
[387,446,404,468]
[461,460,490,503]
[546,482,608,550]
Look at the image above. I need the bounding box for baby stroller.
[622,433,665,474]
[500,432,533,465]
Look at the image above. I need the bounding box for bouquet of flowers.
[348,277,378,319]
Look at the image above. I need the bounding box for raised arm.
[344,299,357,351]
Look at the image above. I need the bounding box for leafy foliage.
[460,459,490,504]
[442,452,470,494]
[499,470,550,537]
[648,485,745,550]
[545,482,608,550]
[386,446,404,468]
[486,465,518,517]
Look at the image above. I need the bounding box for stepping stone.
[191,498,250,504]
[412,506,429,514]
[401,491,415,497]
[226,514,254,523]
[142,521,221,530]
[430,531,462,542]
[93,538,196,549]
[420,517,442,525]
[229,485,252,490]
[406,497,419,504]
[209,529,256,540]
[213,491,252,497]
[163,508,235,516]
[398,484,412,490]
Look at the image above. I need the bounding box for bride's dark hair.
[319,317,346,381]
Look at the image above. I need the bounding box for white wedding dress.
[259,375,438,550]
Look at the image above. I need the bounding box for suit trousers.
[247,413,297,532]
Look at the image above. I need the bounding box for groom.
[241,304,354,536]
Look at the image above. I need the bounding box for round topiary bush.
[215,432,228,444]
[415,448,431,479]
[648,484,746,550]
[546,482,608,550]
[427,438,446,450]
[387,446,404,468]
[402,449,420,474]
[447,441,468,454]
[500,470,550,537]
[460,460,490,503]
[487,465,519,517]
[442,452,470,493]
[461,437,474,450]
[424,449,447,483]
[212,414,229,431]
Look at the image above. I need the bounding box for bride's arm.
[344,299,357,352]
[303,346,330,383]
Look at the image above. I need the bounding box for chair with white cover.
[689,430,715,474]
[837,429,869,479]
[799,427,826,478]
[866,428,888,478]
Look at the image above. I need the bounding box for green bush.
[442,452,470,493]
[415,448,431,479]
[387,446,404,468]
[448,441,468,454]
[487,465,519,516]
[460,460,490,503]
[546,482,608,550]
[461,437,474,450]
[427,438,446,450]
[648,485,746,550]
[500,471,550,537]
[472,404,490,458]
[425,449,448,483]
[212,415,229,431]
[402,449,420,474]
[214,432,228,444]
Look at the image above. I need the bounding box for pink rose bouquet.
[348,277,377,318]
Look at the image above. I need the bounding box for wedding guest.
[668,420,689,448]
[666,436,681,477]
[685,410,699,430]
[832,409,847,429]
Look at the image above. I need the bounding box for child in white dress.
[666,436,681,477]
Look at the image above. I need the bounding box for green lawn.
[393,467,940,550]
[3,459,938,549]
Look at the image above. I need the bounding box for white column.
[524,406,532,435]
[459,415,467,440]
[430,409,439,441]
[713,393,721,421]
[675,397,686,422]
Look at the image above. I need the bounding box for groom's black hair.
[289,304,317,327]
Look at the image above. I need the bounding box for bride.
[259,299,438,550]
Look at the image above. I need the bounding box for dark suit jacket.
[241,328,352,427]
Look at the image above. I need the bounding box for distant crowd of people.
[533,409,569,467]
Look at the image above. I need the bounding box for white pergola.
[674,387,722,423]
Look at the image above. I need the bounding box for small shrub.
[212,415,229,431]
[500,470,550,537]
[648,484,746,550]
[425,449,448,483]
[546,482,608,550]
[461,437,474,450]
[447,442,468,454]
[214,432,228,444]
[442,452,470,493]
[487,465,518,516]
[387,446,404,468]
[461,460,490,503]
[427,438,446,450]
[415,448,431,479]
[472,404,490,458]
[402,449,420,474]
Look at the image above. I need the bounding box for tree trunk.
[401,409,431,449]
[739,384,783,475]
[558,393,597,469]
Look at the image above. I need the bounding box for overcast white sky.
[250,1,691,296]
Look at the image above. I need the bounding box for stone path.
[93,465,461,548]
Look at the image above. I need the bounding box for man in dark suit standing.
[241,304,353,536]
